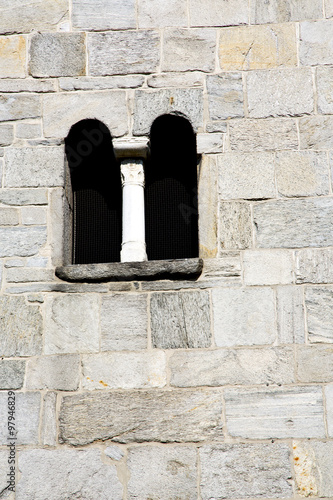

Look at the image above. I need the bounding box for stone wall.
[1,0,333,498]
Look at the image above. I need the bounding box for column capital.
[120,159,145,188]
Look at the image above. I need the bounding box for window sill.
[55,258,203,283]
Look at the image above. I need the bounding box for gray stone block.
[41,392,57,446]
[26,354,80,390]
[300,115,333,150]
[198,156,218,258]
[305,287,333,343]
[148,72,204,88]
[59,389,223,445]
[276,286,305,344]
[0,392,41,445]
[0,188,48,206]
[0,208,19,226]
[250,0,323,24]
[296,248,333,284]
[317,66,333,114]
[0,227,47,257]
[0,124,13,146]
[16,122,42,139]
[72,0,135,30]
[21,206,47,225]
[293,441,333,498]
[243,249,294,286]
[0,360,25,389]
[225,386,325,439]
[150,291,211,348]
[189,0,249,26]
[59,75,145,91]
[326,384,333,437]
[197,133,223,153]
[296,346,333,383]
[201,254,241,280]
[219,201,253,250]
[0,450,13,499]
[104,446,124,461]
[0,94,40,122]
[0,79,55,93]
[200,443,292,499]
[138,0,187,27]
[207,73,244,120]
[327,0,333,17]
[300,20,333,66]
[6,268,54,283]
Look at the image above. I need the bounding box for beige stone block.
[59,75,145,91]
[147,72,204,88]
[317,66,333,114]
[0,35,26,77]
[26,354,80,390]
[207,73,244,120]
[41,392,57,446]
[0,94,41,122]
[243,250,294,286]
[138,0,187,27]
[198,155,218,258]
[251,0,323,24]
[300,20,333,66]
[0,207,19,226]
[293,441,333,498]
[296,248,333,284]
[326,0,333,17]
[299,115,333,150]
[219,201,252,250]
[189,0,249,26]
[276,286,305,344]
[305,286,333,344]
[296,346,333,383]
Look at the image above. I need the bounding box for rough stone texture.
[0,450,13,499]
[0,360,25,389]
[276,151,329,197]
[101,294,147,350]
[225,386,325,439]
[247,68,314,118]
[207,73,244,120]
[198,155,218,257]
[59,389,223,445]
[305,287,333,343]
[0,208,19,226]
[202,254,241,281]
[200,443,292,499]
[212,287,276,347]
[72,0,135,30]
[16,122,42,139]
[243,250,294,285]
[0,79,55,93]
[189,0,249,26]
[150,291,211,348]
[133,88,203,135]
[41,392,57,446]
[327,0,333,17]
[296,248,333,284]
[21,206,47,225]
[0,188,48,206]
[251,0,323,24]
[326,384,333,437]
[0,35,26,78]
[26,354,80,390]
[0,392,40,445]
[163,28,216,72]
[219,24,297,71]
[16,449,123,500]
[197,133,223,153]
[82,351,166,389]
[44,294,100,354]
[0,296,43,356]
[138,0,187,27]
[253,198,333,248]
[128,446,197,499]
[104,446,124,461]
[147,72,204,88]
[276,286,305,344]
[29,33,86,77]
[206,121,228,133]
[300,115,333,150]
[296,346,333,383]
[0,227,47,257]
[4,147,64,187]
[5,283,108,294]
[293,441,333,498]
[0,94,40,122]
[59,75,145,91]
[300,20,333,66]
[219,201,253,250]
[317,66,333,114]
[43,91,128,138]
[88,30,160,76]
[218,152,276,200]
[170,346,294,387]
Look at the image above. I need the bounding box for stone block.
[26,354,80,390]
[293,441,333,498]
[101,294,148,351]
[82,351,166,389]
[59,75,145,90]
[206,121,228,133]
[59,389,223,445]
[88,30,160,76]
[219,201,253,249]
[163,28,216,72]
[326,0,333,17]
[202,255,241,282]
[212,287,276,347]
[104,446,124,461]
[0,208,19,226]
[326,384,333,437]
[0,296,43,356]
[219,24,297,71]
[0,35,26,77]
[150,291,211,348]
[200,443,292,499]
[41,392,57,446]
[300,20,333,66]
[0,450,13,499]
[138,0,187,27]
[0,188,48,205]
[276,286,305,344]
[133,88,203,135]
[296,346,333,383]
[0,227,47,257]
[296,248,333,284]
[189,0,249,26]
[299,115,333,150]
[148,72,205,88]
[16,449,123,500]
[0,79,55,93]
[30,33,86,77]
[207,73,244,120]
[198,155,218,258]
[128,446,197,499]
[0,360,25,389]
[0,392,40,445]
[250,0,323,24]
[0,94,40,122]
[225,386,325,439]
[21,206,47,225]
[218,152,276,200]
[197,133,223,154]
[317,66,333,114]
[43,91,128,138]
[16,122,41,139]
[253,198,333,248]
[44,294,100,354]
[247,68,314,118]
[72,0,135,30]
[305,287,333,344]
[243,250,294,285]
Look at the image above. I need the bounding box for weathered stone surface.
[151,291,211,348]
[296,346,333,383]
[4,147,64,187]
[293,441,333,498]
[88,30,160,76]
[317,66,333,114]
[219,201,252,250]
[206,121,228,133]
[43,91,128,138]
[72,0,135,30]
[0,360,25,389]
[189,0,249,26]
[326,384,333,437]
[21,206,47,225]
[82,351,166,389]
[202,254,241,280]
[138,0,187,27]
[225,386,325,438]
[0,188,48,205]
[0,450,13,498]
[229,118,298,152]
[253,198,333,248]
[133,88,203,134]
[163,28,216,72]
[276,286,305,344]
[41,392,57,446]
[0,94,40,122]
[44,294,100,354]
[198,155,218,257]
[16,122,41,139]
[16,449,123,500]
[59,389,223,445]
[148,72,204,88]
[104,446,124,461]
[250,0,323,24]
[0,79,55,93]
[299,115,333,150]
[0,35,26,77]
[247,68,314,118]
[212,287,276,347]
[0,208,19,226]
[200,443,292,499]
[0,392,40,445]
[243,250,294,285]
[207,73,244,120]
[6,283,108,294]
[128,446,197,499]
[300,20,333,66]
[219,24,297,71]
[26,354,80,390]
[30,33,86,77]
[140,278,236,291]
[296,248,333,284]
[0,227,47,257]
[305,287,333,343]
[59,75,145,91]
[197,133,223,153]
[218,152,276,200]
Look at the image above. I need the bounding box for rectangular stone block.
[0,227,47,257]
[305,287,333,343]
[326,384,333,437]
[296,248,333,284]
[0,94,40,122]
[250,0,323,24]
[293,441,333,498]
[189,0,249,26]
[212,287,276,347]
[200,443,292,500]
[202,255,241,282]
[72,0,135,30]
[247,68,314,118]
[299,115,333,150]
[296,346,333,383]
[0,188,48,205]
[317,66,333,114]
[5,268,53,284]
[0,450,13,499]
[253,198,333,248]
[300,20,333,66]
[0,392,40,445]
[16,122,42,139]
[207,73,244,121]
[276,286,305,344]
[198,155,218,258]
[0,360,25,389]
[0,35,26,77]
[59,75,145,91]
[197,133,223,154]
[162,28,216,72]
[59,389,223,445]
[148,72,204,88]
[225,386,326,439]
[21,206,47,225]
[0,208,19,226]
[219,201,253,250]
[243,249,294,285]
[151,291,211,348]
[41,392,57,446]
[138,0,187,27]
[326,0,333,17]
[26,354,80,390]
[0,79,55,93]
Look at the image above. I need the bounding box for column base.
[121,241,148,263]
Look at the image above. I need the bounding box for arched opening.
[145,114,199,261]
[65,119,121,264]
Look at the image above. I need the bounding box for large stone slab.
[296,248,333,284]
[293,441,333,498]
[317,66,333,114]
[59,389,223,445]
[276,286,305,344]
[305,287,333,343]
[0,360,25,389]
[207,73,244,120]
[138,0,187,27]
[0,227,47,257]
[0,94,40,122]
[250,0,323,24]
[296,346,333,383]
[219,201,253,250]
[0,35,26,77]
[299,115,333,150]
[243,249,294,285]
[72,0,135,30]
[0,392,40,445]
[0,188,48,205]
[26,354,80,390]
[300,20,333,66]
[189,0,249,26]
[59,75,145,91]
[0,79,55,93]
